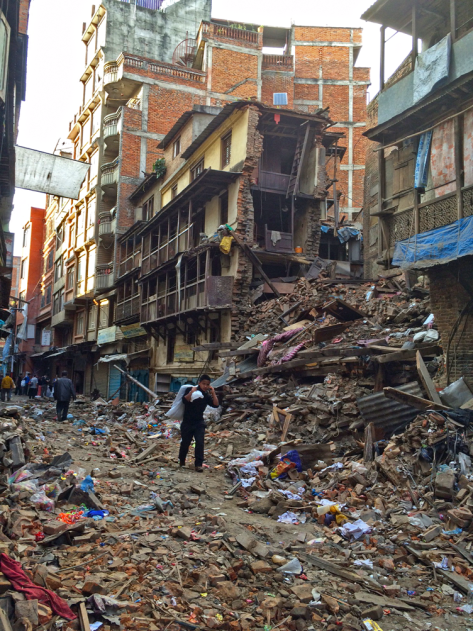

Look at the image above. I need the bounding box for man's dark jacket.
[54,378,76,402]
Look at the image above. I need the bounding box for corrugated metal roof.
[357,381,423,435]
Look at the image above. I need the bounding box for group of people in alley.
[0,371,76,422]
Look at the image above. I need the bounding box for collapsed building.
[115,100,343,388]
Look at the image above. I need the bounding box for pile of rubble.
[1,271,473,631]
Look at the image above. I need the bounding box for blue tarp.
[392,214,473,269]
[337,227,360,243]
[414,131,432,189]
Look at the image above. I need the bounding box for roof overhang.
[361,0,451,38]
[138,168,241,236]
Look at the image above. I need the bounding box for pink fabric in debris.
[257,328,304,367]
[276,341,306,365]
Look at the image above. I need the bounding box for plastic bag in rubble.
[204,405,222,423]
[277,557,303,574]
[339,519,372,540]
[458,452,472,476]
[11,480,38,493]
[30,490,54,511]
[80,475,95,493]
[8,468,32,485]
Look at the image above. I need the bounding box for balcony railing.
[103,110,121,138]
[262,54,294,69]
[101,158,119,187]
[98,211,116,238]
[148,60,206,83]
[104,62,119,85]
[201,21,260,45]
[116,295,140,321]
[257,170,290,192]
[96,264,114,290]
[385,185,473,249]
[264,226,293,254]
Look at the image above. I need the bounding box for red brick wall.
[147,85,205,136]
[211,48,258,98]
[261,73,294,109]
[17,207,45,371]
[18,0,30,34]
[120,132,141,178]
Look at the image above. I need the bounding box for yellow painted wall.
[161,107,249,206]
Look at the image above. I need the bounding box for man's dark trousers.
[178,420,205,467]
[57,401,70,421]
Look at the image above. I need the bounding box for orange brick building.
[15,208,46,375]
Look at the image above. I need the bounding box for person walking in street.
[15,374,23,396]
[178,374,219,472]
[22,373,30,396]
[28,374,39,399]
[54,371,76,421]
[1,374,14,402]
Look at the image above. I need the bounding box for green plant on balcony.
[152,158,166,179]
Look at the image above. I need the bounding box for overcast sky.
[13,0,411,253]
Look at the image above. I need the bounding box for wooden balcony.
[141,275,233,324]
[118,251,141,277]
[256,170,290,193]
[264,226,294,254]
[116,295,140,321]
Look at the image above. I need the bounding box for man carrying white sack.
[176,374,219,472]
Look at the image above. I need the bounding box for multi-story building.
[10,256,20,299]
[0,0,30,307]
[362,0,473,383]
[34,0,370,395]
[113,100,340,393]
[13,208,45,375]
